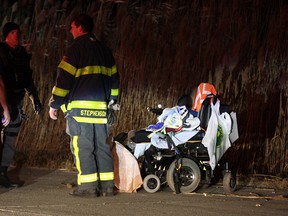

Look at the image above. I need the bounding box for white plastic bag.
[202,100,233,170]
[229,112,239,143]
[202,100,220,169]
[112,141,143,192]
[215,112,232,164]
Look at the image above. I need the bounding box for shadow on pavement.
[0,165,56,194]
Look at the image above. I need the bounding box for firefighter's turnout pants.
[66,116,114,190]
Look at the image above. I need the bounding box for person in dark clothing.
[0,78,10,127]
[0,22,42,188]
[49,14,120,197]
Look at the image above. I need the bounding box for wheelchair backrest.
[197,94,231,130]
[197,94,217,129]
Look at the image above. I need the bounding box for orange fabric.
[192,83,217,112]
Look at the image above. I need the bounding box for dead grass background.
[0,0,287,178]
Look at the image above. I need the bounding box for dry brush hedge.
[0,0,287,177]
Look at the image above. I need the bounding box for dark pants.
[1,111,22,168]
[66,117,114,191]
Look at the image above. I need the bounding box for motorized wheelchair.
[115,93,238,194]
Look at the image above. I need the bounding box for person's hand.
[33,100,42,115]
[2,108,10,127]
[108,100,120,111]
[49,107,58,120]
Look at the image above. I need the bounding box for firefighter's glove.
[108,100,120,111]
[33,100,42,115]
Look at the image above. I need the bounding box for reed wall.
[0,0,287,177]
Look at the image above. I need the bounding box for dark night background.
[0,0,287,178]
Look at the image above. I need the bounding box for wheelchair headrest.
[177,94,192,110]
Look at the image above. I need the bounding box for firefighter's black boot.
[0,166,18,188]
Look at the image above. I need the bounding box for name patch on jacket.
[80,110,107,117]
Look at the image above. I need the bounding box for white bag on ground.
[112,141,143,193]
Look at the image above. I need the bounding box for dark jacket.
[0,42,39,119]
[50,33,120,124]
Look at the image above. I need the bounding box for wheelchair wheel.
[143,174,161,193]
[166,158,201,194]
[223,171,237,193]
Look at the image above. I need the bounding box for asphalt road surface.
[0,167,287,216]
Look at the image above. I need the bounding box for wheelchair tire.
[223,171,237,193]
[166,158,201,194]
[143,174,161,193]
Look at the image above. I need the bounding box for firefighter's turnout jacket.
[49,33,119,123]
[49,33,119,189]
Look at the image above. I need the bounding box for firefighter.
[49,14,120,197]
[0,22,42,188]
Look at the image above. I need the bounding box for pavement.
[0,167,287,216]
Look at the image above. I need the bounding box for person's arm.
[49,48,76,120]
[25,78,42,115]
[23,47,42,115]
[0,78,10,126]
